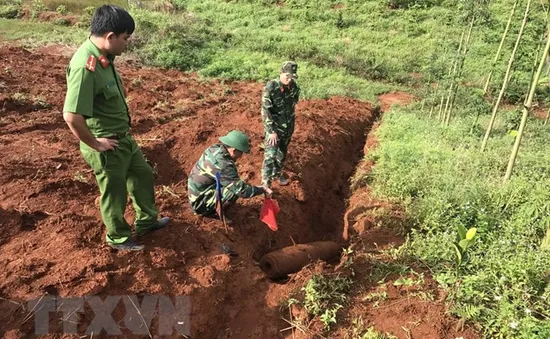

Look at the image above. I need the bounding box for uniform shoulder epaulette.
[85,55,97,72]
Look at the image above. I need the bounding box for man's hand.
[267,133,278,147]
[95,138,119,152]
[263,186,273,199]
[64,112,118,152]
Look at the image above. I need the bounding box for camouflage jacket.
[188,143,264,199]
[261,78,300,136]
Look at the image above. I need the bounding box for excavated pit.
[0,45,379,338]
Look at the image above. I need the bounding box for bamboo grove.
[421,0,550,247]
[426,0,550,179]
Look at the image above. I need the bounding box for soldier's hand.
[95,138,118,152]
[267,133,278,147]
[263,187,273,198]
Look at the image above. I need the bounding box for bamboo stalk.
[421,72,430,112]
[525,32,546,104]
[437,94,445,121]
[439,30,466,121]
[504,25,550,182]
[445,16,476,126]
[428,48,448,118]
[483,0,519,94]
[480,0,532,152]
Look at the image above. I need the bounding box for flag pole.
[215,172,229,233]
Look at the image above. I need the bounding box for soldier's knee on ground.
[222,199,237,211]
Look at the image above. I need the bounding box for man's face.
[231,150,243,161]
[280,73,294,85]
[107,32,131,56]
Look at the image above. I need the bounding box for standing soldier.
[188,130,272,224]
[261,61,300,189]
[63,5,170,251]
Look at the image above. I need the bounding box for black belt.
[106,131,130,140]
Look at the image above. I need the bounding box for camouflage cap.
[281,61,298,79]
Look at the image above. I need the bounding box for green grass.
[365,105,550,338]
[20,0,128,13]
[1,1,550,335]
[0,17,85,44]
[177,0,547,101]
[1,0,547,103]
[127,5,404,100]
[286,274,352,331]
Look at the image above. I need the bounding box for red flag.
[260,198,280,231]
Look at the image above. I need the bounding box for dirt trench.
[0,44,383,338]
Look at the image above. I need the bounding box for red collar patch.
[85,55,96,72]
[98,55,109,68]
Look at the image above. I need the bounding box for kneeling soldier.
[188,130,272,224]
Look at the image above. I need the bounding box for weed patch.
[367,107,550,337]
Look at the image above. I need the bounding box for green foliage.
[0,0,21,5]
[32,0,45,11]
[0,5,21,18]
[128,9,220,71]
[351,317,398,339]
[1,0,546,103]
[82,5,94,16]
[368,107,550,337]
[53,17,69,25]
[30,0,46,18]
[386,0,442,10]
[126,0,547,101]
[288,274,352,331]
[502,108,522,132]
[303,275,351,330]
[0,18,86,45]
[24,0,127,13]
[55,4,66,14]
[452,225,477,266]
[393,271,425,286]
[1,1,549,336]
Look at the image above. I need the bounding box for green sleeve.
[261,83,275,134]
[63,66,95,117]
[219,161,264,198]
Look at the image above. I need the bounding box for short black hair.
[91,5,135,36]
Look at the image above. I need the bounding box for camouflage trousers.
[261,133,292,186]
[188,181,238,216]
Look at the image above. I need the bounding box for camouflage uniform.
[188,143,264,216]
[261,61,300,186]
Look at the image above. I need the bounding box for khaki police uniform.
[63,38,159,245]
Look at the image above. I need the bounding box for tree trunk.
[480,0,532,152]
